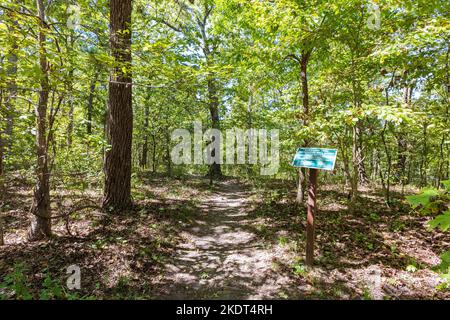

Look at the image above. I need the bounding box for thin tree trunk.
[296,51,311,204]
[0,90,4,179]
[340,136,351,187]
[0,214,3,245]
[151,134,157,173]
[4,14,18,151]
[350,52,369,186]
[66,69,75,146]
[349,125,359,211]
[371,148,378,182]
[355,121,369,185]
[381,79,395,205]
[29,0,51,241]
[140,103,149,168]
[246,86,254,177]
[395,86,412,185]
[87,69,99,135]
[165,129,172,176]
[381,123,392,206]
[420,122,428,186]
[103,0,133,211]
[5,54,16,149]
[207,76,222,178]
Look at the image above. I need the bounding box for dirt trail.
[154,180,300,299]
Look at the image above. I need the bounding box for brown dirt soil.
[0,175,449,299]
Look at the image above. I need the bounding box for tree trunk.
[0,90,4,245]
[438,43,450,183]
[87,69,99,135]
[381,122,392,206]
[5,54,17,151]
[420,122,428,186]
[151,134,157,173]
[246,86,254,177]
[103,0,133,211]
[296,51,311,204]
[4,14,18,152]
[340,133,352,186]
[349,125,359,211]
[66,69,75,146]
[140,103,149,168]
[0,89,3,179]
[395,86,412,185]
[396,134,407,183]
[165,129,172,176]
[350,51,369,187]
[0,214,3,245]
[28,0,51,241]
[355,121,369,185]
[207,76,222,178]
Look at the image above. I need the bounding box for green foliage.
[0,264,32,300]
[406,188,440,210]
[0,264,93,300]
[438,251,450,274]
[278,236,288,247]
[39,273,65,300]
[406,264,417,273]
[407,181,450,288]
[429,211,450,232]
[406,181,450,218]
[292,263,307,276]
[438,251,450,290]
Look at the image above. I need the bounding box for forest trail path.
[153,180,299,299]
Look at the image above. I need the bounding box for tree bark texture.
[103,0,133,211]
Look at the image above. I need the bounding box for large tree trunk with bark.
[195,6,222,179]
[438,43,450,184]
[103,0,133,211]
[28,0,51,241]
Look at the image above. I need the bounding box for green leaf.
[439,251,450,273]
[428,210,450,232]
[405,188,439,208]
[441,180,450,191]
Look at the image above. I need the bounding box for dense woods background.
[0,0,449,300]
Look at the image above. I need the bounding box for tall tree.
[28,0,51,240]
[103,0,133,210]
[154,0,223,177]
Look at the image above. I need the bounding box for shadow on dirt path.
[151,180,303,299]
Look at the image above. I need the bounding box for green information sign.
[292,148,337,171]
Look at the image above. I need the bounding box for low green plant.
[39,272,65,300]
[0,264,94,300]
[293,263,306,276]
[406,180,450,288]
[0,263,32,300]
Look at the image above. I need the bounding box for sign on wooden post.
[292,148,338,267]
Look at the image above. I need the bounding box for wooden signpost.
[292,148,338,267]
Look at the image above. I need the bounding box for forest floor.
[1,173,449,299]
